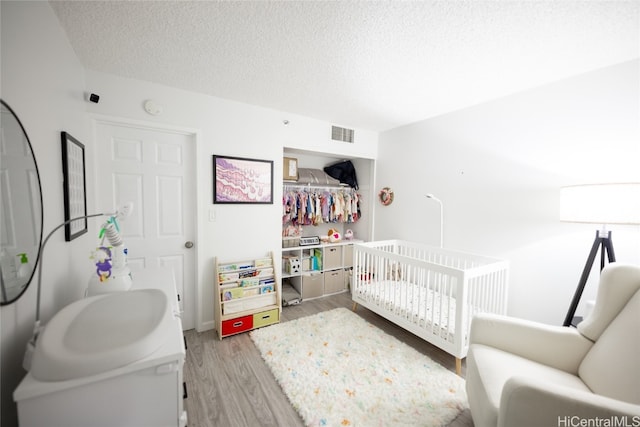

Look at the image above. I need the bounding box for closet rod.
[284,182,351,191]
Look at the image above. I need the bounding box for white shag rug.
[250,307,468,427]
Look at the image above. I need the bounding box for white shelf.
[280,241,357,300]
[213,252,281,339]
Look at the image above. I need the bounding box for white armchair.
[466,263,640,427]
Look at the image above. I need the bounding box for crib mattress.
[355,280,468,343]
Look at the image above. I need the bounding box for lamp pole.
[425,194,443,248]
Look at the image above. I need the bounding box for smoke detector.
[143,100,163,116]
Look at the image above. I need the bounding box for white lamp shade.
[560,183,640,225]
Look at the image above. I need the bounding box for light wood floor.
[183,291,474,427]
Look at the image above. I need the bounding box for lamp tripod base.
[562,229,615,327]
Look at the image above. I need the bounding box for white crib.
[351,240,509,375]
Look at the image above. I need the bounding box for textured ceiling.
[50,1,639,131]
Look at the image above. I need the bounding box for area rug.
[250,307,468,427]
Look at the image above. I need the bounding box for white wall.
[1,2,91,425]
[375,60,640,325]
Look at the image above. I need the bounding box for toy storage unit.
[13,268,187,427]
[282,241,355,301]
[214,252,281,339]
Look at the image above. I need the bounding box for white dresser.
[14,267,187,427]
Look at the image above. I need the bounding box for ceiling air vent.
[331,125,354,143]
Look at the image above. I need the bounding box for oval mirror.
[0,100,43,305]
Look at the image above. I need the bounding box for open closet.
[280,148,374,305]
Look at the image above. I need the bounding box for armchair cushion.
[499,375,640,427]
[578,264,640,341]
[579,289,640,404]
[469,312,592,374]
[467,344,591,427]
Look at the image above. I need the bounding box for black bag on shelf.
[324,160,358,190]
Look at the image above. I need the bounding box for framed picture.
[61,132,88,241]
[213,155,273,204]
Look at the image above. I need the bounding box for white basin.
[30,289,172,381]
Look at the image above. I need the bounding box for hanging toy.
[91,246,113,282]
[87,204,134,296]
[99,216,122,246]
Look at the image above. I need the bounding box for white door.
[95,121,196,330]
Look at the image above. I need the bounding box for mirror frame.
[0,99,44,305]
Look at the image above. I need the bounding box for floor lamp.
[560,183,640,327]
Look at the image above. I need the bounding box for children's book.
[243,288,259,297]
[222,287,244,300]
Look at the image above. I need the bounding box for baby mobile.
[87,203,133,294]
[90,216,124,282]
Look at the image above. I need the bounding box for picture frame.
[213,155,274,204]
[61,132,88,241]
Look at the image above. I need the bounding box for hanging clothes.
[282,186,361,226]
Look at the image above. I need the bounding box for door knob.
[185,241,194,249]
